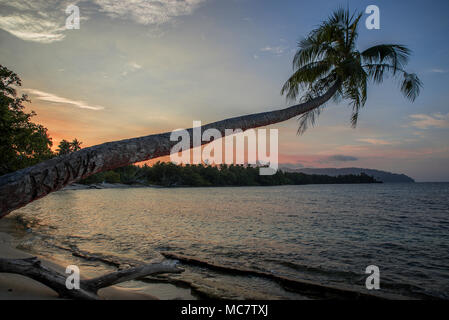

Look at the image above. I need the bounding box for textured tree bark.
[0,81,340,218]
[0,256,183,299]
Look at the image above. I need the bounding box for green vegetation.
[0,65,54,175]
[0,65,86,176]
[79,162,381,187]
[56,138,82,155]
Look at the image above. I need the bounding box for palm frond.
[347,12,363,50]
[293,37,330,69]
[363,63,398,83]
[349,84,367,127]
[293,26,341,70]
[342,80,367,127]
[281,60,333,101]
[327,7,350,30]
[361,44,410,71]
[401,72,422,101]
[297,105,325,135]
[363,63,422,101]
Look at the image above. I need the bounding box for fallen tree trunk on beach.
[0,256,183,300]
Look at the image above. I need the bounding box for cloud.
[260,45,288,55]
[325,155,359,162]
[409,113,449,129]
[128,62,142,70]
[93,0,206,25]
[122,61,143,76]
[429,68,447,73]
[357,138,393,145]
[24,89,105,111]
[0,0,74,43]
[0,0,206,43]
[279,163,304,170]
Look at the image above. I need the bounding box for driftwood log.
[0,256,183,300]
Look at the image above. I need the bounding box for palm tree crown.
[281,8,422,134]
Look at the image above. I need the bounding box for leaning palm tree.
[281,8,421,133]
[0,8,421,217]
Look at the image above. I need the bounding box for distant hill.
[280,167,415,183]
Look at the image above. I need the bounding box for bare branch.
[0,256,183,300]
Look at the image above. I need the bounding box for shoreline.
[0,219,420,300]
[0,215,198,300]
[64,181,386,192]
[0,231,159,300]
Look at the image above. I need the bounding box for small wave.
[50,243,149,269]
[274,260,361,280]
[161,252,388,300]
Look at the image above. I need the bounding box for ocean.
[4,183,449,299]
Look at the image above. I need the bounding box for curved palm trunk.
[0,82,339,218]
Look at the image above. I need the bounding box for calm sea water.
[6,183,449,299]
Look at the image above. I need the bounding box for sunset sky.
[1,0,448,181]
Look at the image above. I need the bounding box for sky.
[0,0,448,182]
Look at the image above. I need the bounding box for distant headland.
[280,167,415,183]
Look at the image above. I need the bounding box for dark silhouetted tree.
[0,65,53,175]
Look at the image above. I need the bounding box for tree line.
[80,162,381,187]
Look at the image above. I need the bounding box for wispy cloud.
[260,45,288,55]
[24,89,105,111]
[0,0,206,43]
[0,0,73,43]
[429,68,447,73]
[409,113,449,129]
[93,0,206,25]
[279,163,304,170]
[325,155,359,162]
[357,138,393,145]
[121,61,143,76]
[128,62,142,70]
